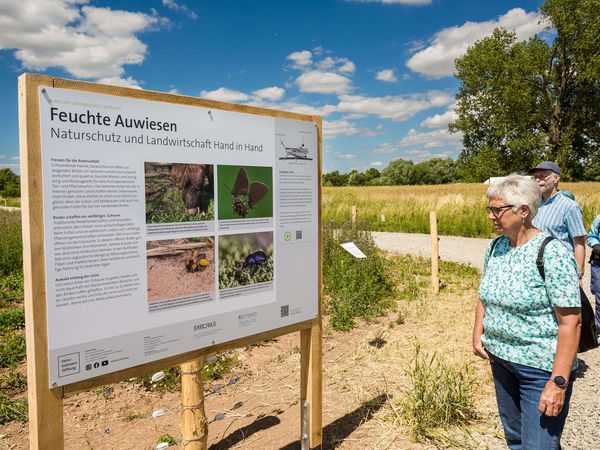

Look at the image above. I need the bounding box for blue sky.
[0,0,547,174]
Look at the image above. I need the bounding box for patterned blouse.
[479,232,580,372]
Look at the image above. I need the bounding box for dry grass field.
[323,183,600,237]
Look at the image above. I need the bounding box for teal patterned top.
[479,232,580,372]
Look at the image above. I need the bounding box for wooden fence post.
[351,205,357,229]
[430,211,440,295]
[180,358,208,449]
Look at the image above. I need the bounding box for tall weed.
[324,183,600,237]
[399,341,478,444]
[0,211,22,277]
[323,221,395,331]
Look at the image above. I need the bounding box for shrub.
[398,341,478,443]
[323,221,395,331]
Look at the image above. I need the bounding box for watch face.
[553,375,566,386]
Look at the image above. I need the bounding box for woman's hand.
[472,332,489,360]
[472,299,488,359]
[538,381,566,416]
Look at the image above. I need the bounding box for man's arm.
[573,236,586,278]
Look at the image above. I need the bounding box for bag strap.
[536,236,556,281]
[484,236,502,274]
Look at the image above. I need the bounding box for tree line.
[323,157,458,186]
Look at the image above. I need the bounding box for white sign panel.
[38,87,319,386]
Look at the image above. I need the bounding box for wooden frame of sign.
[18,73,323,449]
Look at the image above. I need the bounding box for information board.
[36,87,319,387]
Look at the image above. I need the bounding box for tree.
[380,159,416,185]
[450,0,600,180]
[414,157,457,184]
[363,168,381,185]
[347,170,366,186]
[0,168,20,198]
[323,171,349,186]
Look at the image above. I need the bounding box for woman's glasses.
[486,205,514,216]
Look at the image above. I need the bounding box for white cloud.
[336,91,453,121]
[420,109,458,128]
[373,142,399,154]
[200,87,249,102]
[252,86,285,101]
[338,60,356,74]
[296,71,353,95]
[335,152,357,160]
[0,1,165,80]
[402,149,453,162]
[323,119,359,139]
[406,8,546,78]
[10,156,19,160]
[376,69,397,83]
[273,102,337,117]
[97,76,142,89]
[162,0,198,20]
[286,50,312,69]
[370,161,385,168]
[398,128,462,148]
[345,0,431,5]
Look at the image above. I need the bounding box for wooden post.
[20,74,66,450]
[351,205,357,229]
[300,320,323,449]
[430,211,440,295]
[180,358,208,449]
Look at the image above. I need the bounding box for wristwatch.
[551,375,568,389]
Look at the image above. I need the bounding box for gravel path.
[371,231,600,449]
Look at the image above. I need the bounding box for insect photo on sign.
[217,165,273,220]
[219,232,273,289]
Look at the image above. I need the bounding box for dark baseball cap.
[527,161,560,175]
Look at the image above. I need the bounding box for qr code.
[296,230,302,240]
[280,305,289,317]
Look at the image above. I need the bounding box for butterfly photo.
[217,165,273,220]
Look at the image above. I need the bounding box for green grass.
[323,222,395,331]
[0,333,26,368]
[0,307,25,333]
[0,392,28,424]
[0,210,22,277]
[0,272,24,302]
[0,372,27,394]
[398,341,478,444]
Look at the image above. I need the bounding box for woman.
[473,175,581,449]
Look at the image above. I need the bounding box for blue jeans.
[591,260,600,330]
[487,352,575,450]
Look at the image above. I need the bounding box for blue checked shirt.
[588,215,600,248]
[532,192,586,252]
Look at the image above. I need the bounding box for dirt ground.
[0,259,504,450]
[147,240,215,302]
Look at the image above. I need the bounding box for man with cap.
[528,161,587,282]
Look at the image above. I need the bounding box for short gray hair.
[486,174,541,219]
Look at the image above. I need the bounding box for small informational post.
[36,87,319,386]
[341,242,367,259]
